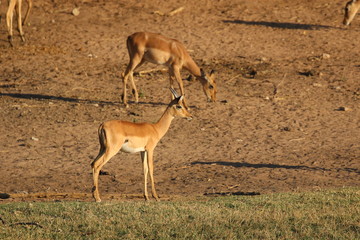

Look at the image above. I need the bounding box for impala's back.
[128,32,186,66]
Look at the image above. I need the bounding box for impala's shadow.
[192,161,360,174]
[192,161,325,170]
[0,92,114,104]
[0,92,168,106]
[204,191,260,196]
[223,20,337,30]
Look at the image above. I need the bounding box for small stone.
[322,53,330,59]
[335,106,351,111]
[312,83,322,87]
[31,137,39,141]
[72,8,80,16]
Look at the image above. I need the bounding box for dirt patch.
[0,0,359,202]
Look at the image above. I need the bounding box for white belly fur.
[120,141,145,153]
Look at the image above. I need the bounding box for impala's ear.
[170,87,179,98]
[210,69,216,78]
[179,95,184,102]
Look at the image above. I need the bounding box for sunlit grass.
[0,188,359,239]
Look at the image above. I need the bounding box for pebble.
[72,8,80,16]
[322,53,330,59]
[31,137,39,141]
[335,106,351,111]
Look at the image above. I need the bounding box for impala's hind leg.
[23,0,33,26]
[6,0,16,46]
[91,126,123,202]
[122,57,143,106]
[91,150,105,202]
[92,146,122,202]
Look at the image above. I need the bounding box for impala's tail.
[91,123,107,168]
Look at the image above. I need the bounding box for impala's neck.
[183,55,201,77]
[183,55,209,86]
[154,108,174,139]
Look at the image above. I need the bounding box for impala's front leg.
[168,69,176,100]
[16,0,25,42]
[141,151,150,200]
[173,67,188,108]
[147,149,159,201]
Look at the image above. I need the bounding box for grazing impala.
[6,0,33,46]
[121,31,217,106]
[91,88,192,202]
[344,0,360,25]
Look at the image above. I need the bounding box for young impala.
[5,0,33,46]
[343,0,360,25]
[91,88,192,202]
[121,32,217,106]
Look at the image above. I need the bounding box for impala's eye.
[176,105,182,110]
[209,84,214,89]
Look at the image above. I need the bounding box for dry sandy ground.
[0,0,359,202]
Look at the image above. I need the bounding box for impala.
[344,0,360,25]
[6,0,33,46]
[121,31,217,106]
[91,88,192,202]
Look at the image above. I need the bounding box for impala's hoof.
[8,36,13,47]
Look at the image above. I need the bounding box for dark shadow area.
[0,92,114,104]
[192,161,360,174]
[0,193,10,199]
[0,92,169,107]
[204,191,260,196]
[192,161,326,170]
[299,70,315,77]
[136,101,168,106]
[223,20,337,30]
[0,84,17,89]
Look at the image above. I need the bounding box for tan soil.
[0,0,359,202]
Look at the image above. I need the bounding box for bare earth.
[0,0,359,202]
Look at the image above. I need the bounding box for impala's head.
[344,0,359,25]
[169,88,192,120]
[197,69,217,102]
